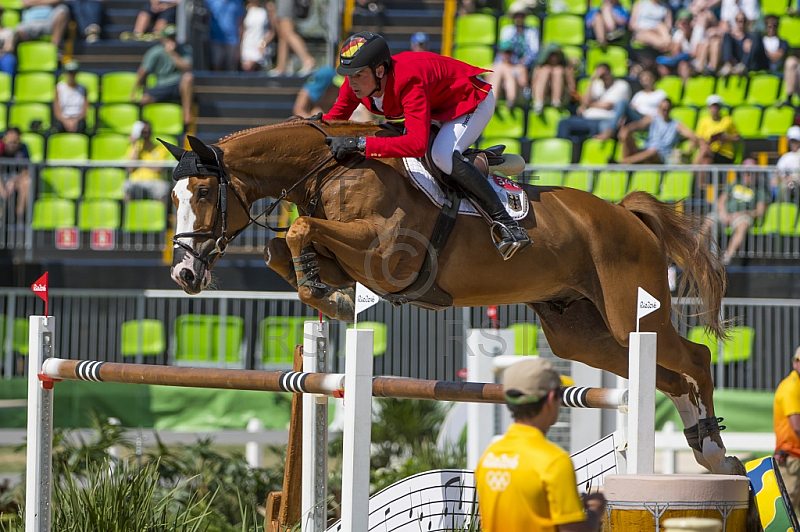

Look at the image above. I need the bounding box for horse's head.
[162,136,253,295]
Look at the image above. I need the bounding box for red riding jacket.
[322,51,491,159]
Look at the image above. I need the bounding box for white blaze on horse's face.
[171,179,212,293]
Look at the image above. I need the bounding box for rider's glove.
[325,136,365,160]
[304,112,323,121]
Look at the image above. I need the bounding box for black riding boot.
[450,152,532,260]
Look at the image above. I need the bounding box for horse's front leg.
[267,235,357,321]
[286,217,383,321]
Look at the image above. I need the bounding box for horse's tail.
[619,191,727,339]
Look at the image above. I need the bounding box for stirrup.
[489,222,531,260]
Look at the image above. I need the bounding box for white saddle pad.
[402,158,529,221]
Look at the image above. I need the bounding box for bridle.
[171,121,343,268]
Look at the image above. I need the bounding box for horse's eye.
[198,188,210,199]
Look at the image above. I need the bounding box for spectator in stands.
[64,0,103,43]
[694,94,740,165]
[773,346,800,519]
[775,126,800,202]
[618,98,698,164]
[0,24,16,74]
[629,0,673,53]
[240,0,274,71]
[595,69,665,140]
[719,13,766,76]
[585,0,629,47]
[410,32,429,52]
[718,0,759,34]
[53,61,88,134]
[122,0,179,40]
[657,9,719,77]
[557,63,630,143]
[531,43,576,114]
[207,0,245,71]
[0,128,31,220]
[703,158,767,265]
[762,15,789,73]
[124,120,171,201]
[132,25,194,126]
[14,0,70,49]
[269,0,315,76]
[292,65,338,117]
[487,2,538,110]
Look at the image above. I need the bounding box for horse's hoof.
[724,455,747,476]
[333,288,355,322]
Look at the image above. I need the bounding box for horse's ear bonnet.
[161,136,223,182]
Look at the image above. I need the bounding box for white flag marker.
[636,287,661,332]
[354,282,381,325]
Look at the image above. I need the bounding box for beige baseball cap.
[793,346,800,361]
[503,358,562,404]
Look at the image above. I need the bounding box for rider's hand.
[325,136,364,160]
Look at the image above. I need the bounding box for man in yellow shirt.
[124,120,172,201]
[475,358,604,532]
[694,94,741,165]
[774,346,800,516]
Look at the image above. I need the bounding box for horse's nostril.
[180,269,195,283]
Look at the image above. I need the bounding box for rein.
[172,121,347,267]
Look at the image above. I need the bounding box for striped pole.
[40,358,627,409]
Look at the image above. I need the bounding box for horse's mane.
[217,119,384,145]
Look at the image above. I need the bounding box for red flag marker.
[31,271,48,316]
[486,305,498,329]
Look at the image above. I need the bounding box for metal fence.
[1,161,799,260]
[2,288,797,392]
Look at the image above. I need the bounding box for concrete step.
[198,100,293,119]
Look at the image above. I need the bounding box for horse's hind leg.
[264,237,356,321]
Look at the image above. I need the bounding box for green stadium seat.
[779,16,800,47]
[498,14,540,30]
[542,14,585,46]
[453,45,494,70]
[90,133,130,160]
[0,104,7,131]
[12,317,28,355]
[259,316,307,365]
[121,319,166,358]
[527,107,566,139]
[586,46,628,78]
[655,76,683,103]
[762,0,789,15]
[1,9,20,28]
[78,199,121,230]
[454,13,496,46]
[681,76,716,107]
[0,0,23,8]
[46,132,89,160]
[483,106,525,138]
[507,323,539,356]
[577,77,592,97]
[688,325,754,364]
[347,321,388,356]
[479,137,522,158]
[100,71,141,104]
[563,170,592,191]
[123,199,166,232]
[752,202,799,235]
[761,106,795,137]
[579,138,614,164]
[731,106,763,139]
[593,170,628,202]
[31,197,75,229]
[658,170,693,202]
[84,168,126,200]
[561,45,584,70]
[173,314,244,366]
[16,42,57,72]
[628,170,661,195]
[687,326,718,362]
[715,76,748,107]
[0,72,11,101]
[669,106,697,130]
[531,170,564,186]
[13,72,55,103]
[97,103,140,135]
[548,0,587,14]
[530,137,572,165]
[58,71,100,103]
[19,132,43,162]
[697,106,729,122]
[746,74,781,107]
[142,103,184,135]
[39,168,82,199]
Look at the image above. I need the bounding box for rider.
[322,31,532,260]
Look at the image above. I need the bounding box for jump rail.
[40,358,628,409]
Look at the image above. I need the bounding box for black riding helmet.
[337,31,392,76]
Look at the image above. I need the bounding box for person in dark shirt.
[0,127,31,219]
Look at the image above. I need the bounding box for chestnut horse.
[163,119,743,476]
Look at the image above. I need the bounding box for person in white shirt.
[761,16,788,72]
[595,69,665,140]
[718,0,759,33]
[775,126,800,202]
[53,61,88,134]
[240,0,274,71]
[557,63,631,144]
